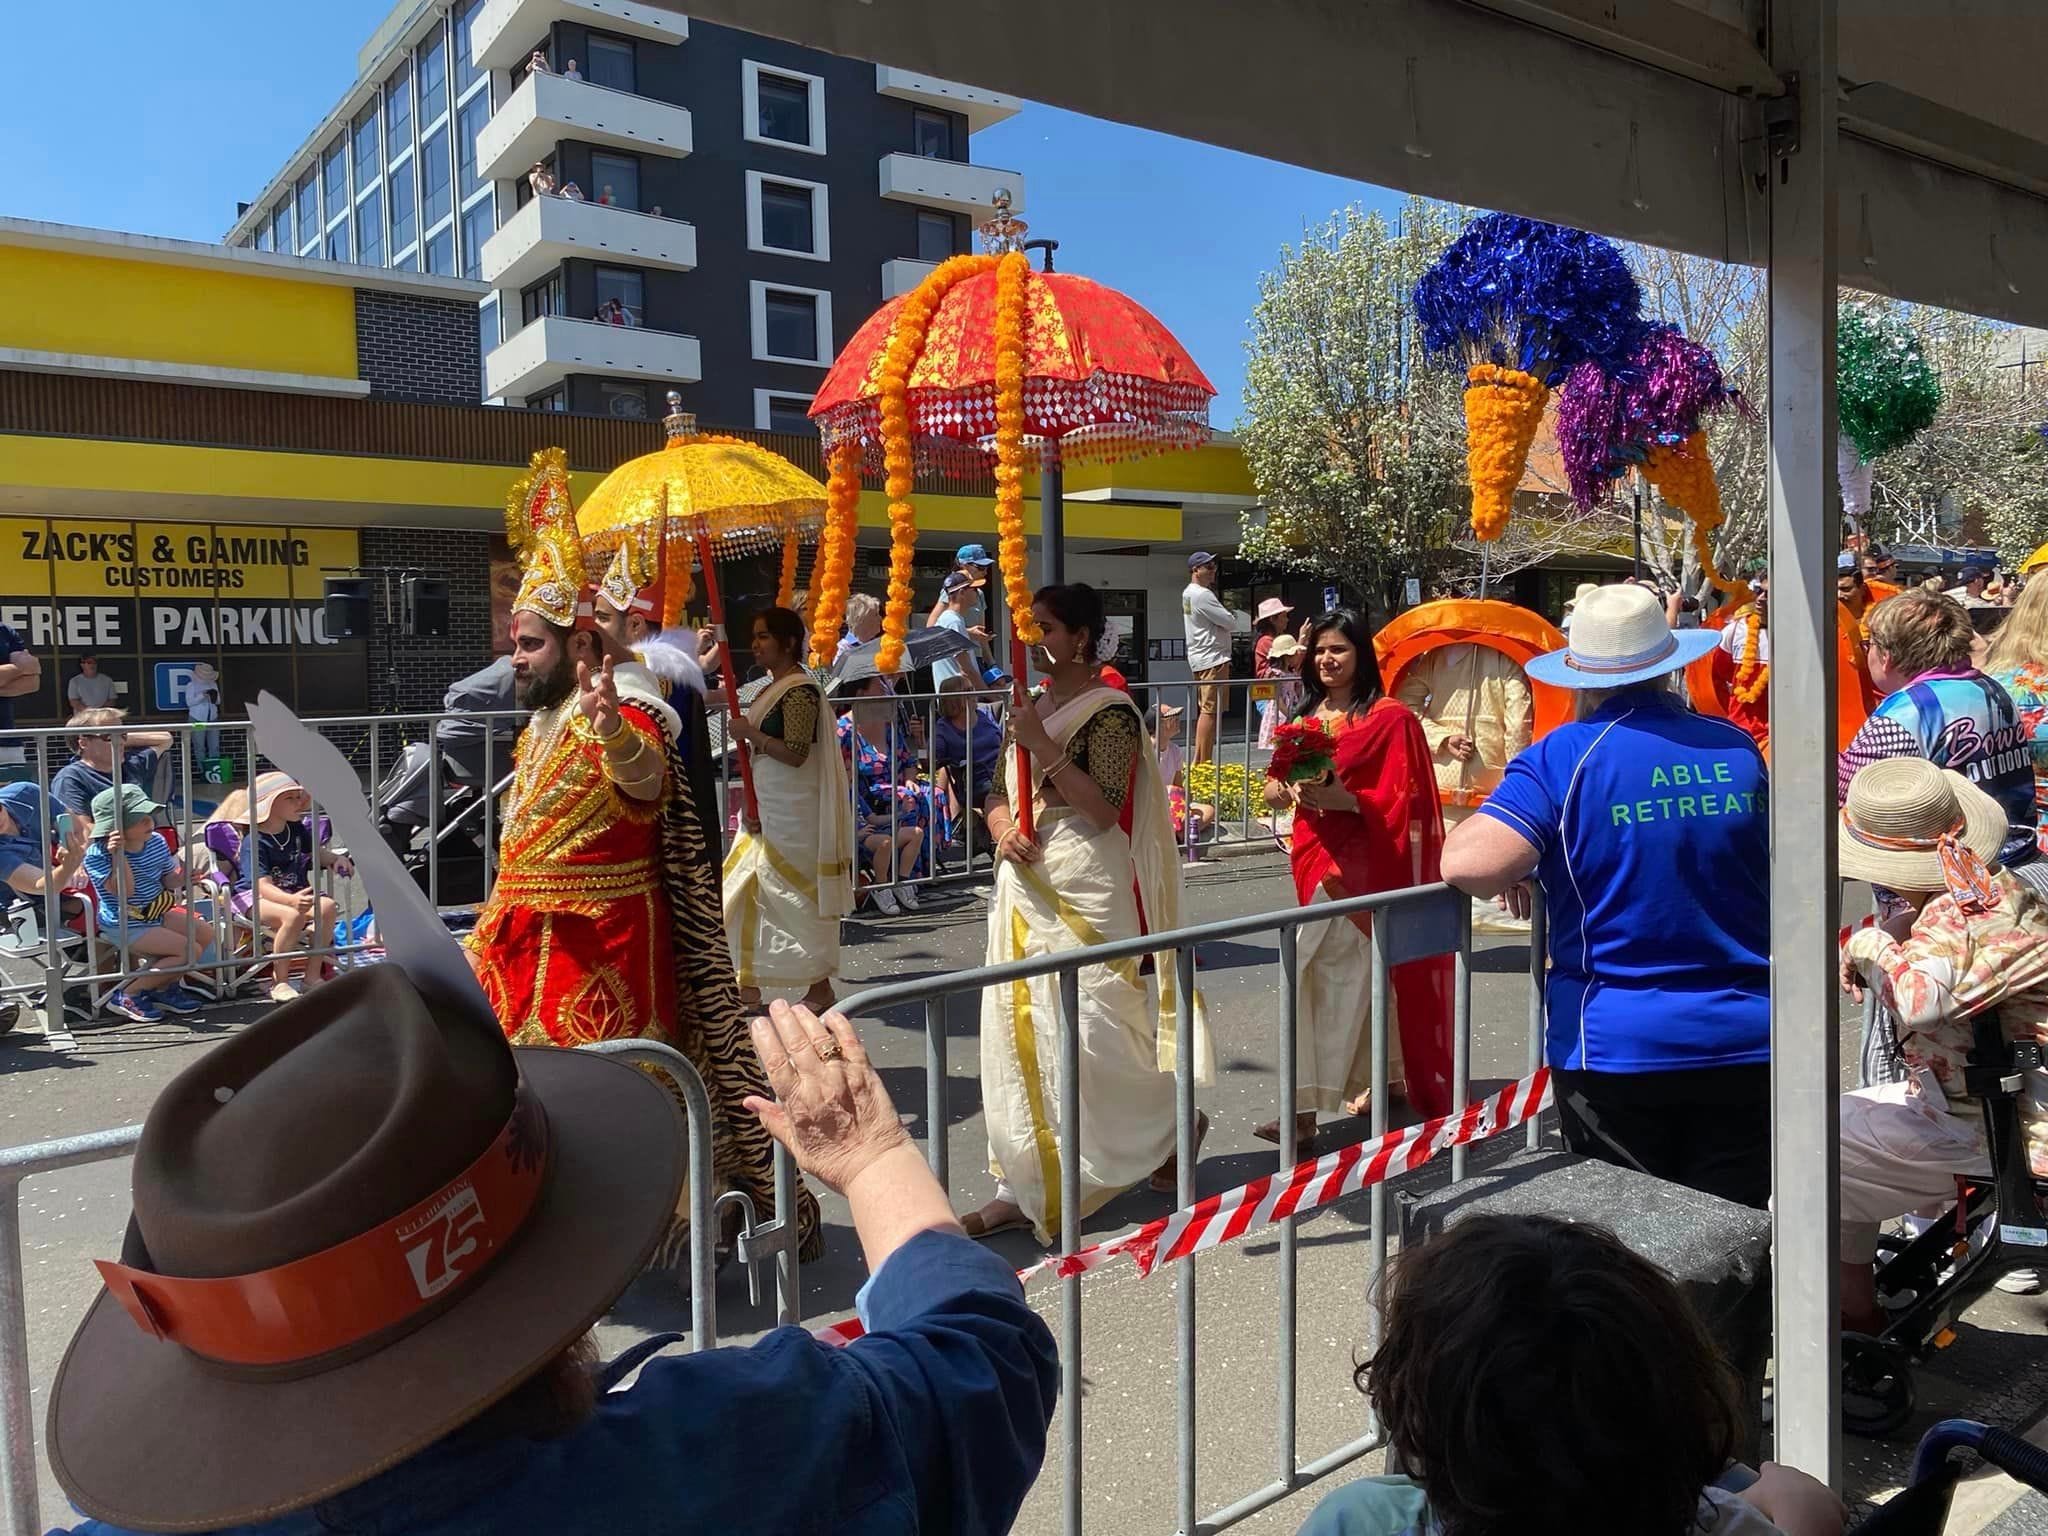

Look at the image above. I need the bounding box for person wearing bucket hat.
[1252,596,1296,746]
[1835,757,2048,1332]
[81,783,212,1025]
[1558,582,1601,640]
[1257,632,1307,750]
[1442,584,1774,1208]
[205,772,353,1004]
[45,977,1058,1535]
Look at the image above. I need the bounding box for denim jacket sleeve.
[586,1228,1057,1534]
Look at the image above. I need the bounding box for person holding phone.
[0,782,87,898]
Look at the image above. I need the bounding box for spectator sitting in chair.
[1835,756,2048,1332]
[208,772,353,1005]
[81,783,211,1023]
[51,709,172,822]
[932,676,1000,840]
[0,781,88,900]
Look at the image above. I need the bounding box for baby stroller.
[375,658,520,903]
[1842,1007,2048,1437]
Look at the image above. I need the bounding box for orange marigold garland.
[807,442,864,667]
[874,254,997,674]
[990,248,1039,644]
[1730,603,1768,705]
[1461,364,1549,542]
[1643,430,1752,609]
[775,527,800,609]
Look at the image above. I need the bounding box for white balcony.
[875,66,1022,134]
[477,72,693,185]
[481,195,697,291]
[471,0,689,71]
[485,314,702,401]
[877,153,1025,219]
[882,258,938,299]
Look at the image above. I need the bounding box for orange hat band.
[96,1078,550,1368]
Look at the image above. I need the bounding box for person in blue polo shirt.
[1441,583,1771,1208]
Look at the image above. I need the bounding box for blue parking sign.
[155,661,201,712]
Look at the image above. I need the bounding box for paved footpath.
[6,857,2048,1532]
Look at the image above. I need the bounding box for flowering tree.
[1236,200,1469,614]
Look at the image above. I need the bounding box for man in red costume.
[468,454,821,1265]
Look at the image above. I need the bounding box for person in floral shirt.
[1985,574,2048,854]
[1837,756,2048,1331]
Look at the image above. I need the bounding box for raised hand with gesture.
[576,653,622,739]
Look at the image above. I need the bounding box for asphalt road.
[6,855,2048,1533]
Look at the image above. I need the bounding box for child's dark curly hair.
[1359,1213,1743,1536]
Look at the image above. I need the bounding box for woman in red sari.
[1257,609,1453,1145]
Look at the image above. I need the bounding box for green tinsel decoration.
[1838,306,1942,463]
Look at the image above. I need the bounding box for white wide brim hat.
[1525,583,1717,690]
[1837,757,2007,892]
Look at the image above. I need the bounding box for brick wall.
[354,290,481,404]
[359,527,498,714]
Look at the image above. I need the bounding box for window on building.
[422,128,452,228]
[323,139,348,221]
[418,29,448,126]
[753,282,830,364]
[756,178,819,254]
[389,162,417,254]
[912,109,954,160]
[599,382,651,419]
[426,226,455,276]
[531,386,568,412]
[271,200,293,254]
[455,0,485,96]
[357,189,384,267]
[757,391,816,434]
[461,196,495,282]
[255,223,272,252]
[522,272,563,325]
[916,210,956,263]
[295,173,320,250]
[386,63,413,161]
[325,220,351,263]
[457,91,491,202]
[590,151,641,211]
[353,105,380,193]
[594,266,646,327]
[392,245,418,272]
[745,62,825,153]
[587,35,636,92]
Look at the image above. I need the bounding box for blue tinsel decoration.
[1414,213,1646,386]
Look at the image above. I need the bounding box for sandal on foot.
[1149,1111,1210,1194]
[961,1207,1032,1240]
[1252,1112,1320,1149]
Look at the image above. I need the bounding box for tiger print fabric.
[652,727,827,1264]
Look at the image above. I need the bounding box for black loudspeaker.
[323,577,373,638]
[404,575,450,638]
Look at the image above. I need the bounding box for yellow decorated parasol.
[575,392,830,825]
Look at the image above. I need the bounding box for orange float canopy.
[1373,598,1573,742]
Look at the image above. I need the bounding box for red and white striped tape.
[1839,912,1880,949]
[811,1067,1551,1348]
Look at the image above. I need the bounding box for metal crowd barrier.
[837,879,1546,1536]
[0,711,520,1042]
[0,1040,721,1536]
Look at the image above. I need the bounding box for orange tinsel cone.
[1462,364,1548,542]
[1642,430,1722,527]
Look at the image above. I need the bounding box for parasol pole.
[1010,634,1035,843]
[693,530,761,828]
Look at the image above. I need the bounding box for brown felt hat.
[47,964,684,1533]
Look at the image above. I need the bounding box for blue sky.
[2,2,1402,424]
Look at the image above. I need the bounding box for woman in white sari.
[965,583,1213,1241]
[722,605,851,1012]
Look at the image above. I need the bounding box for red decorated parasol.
[806,195,1217,839]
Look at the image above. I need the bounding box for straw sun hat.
[1838,756,2007,894]
[1526,583,1717,690]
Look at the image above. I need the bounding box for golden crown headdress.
[593,522,661,616]
[504,447,590,631]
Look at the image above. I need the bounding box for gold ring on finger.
[815,1041,844,1062]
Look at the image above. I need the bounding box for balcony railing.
[471,0,689,72]
[476,71,693,185]
[481,194,698,291]
[877,152,1025,218]
[0,369,997,495]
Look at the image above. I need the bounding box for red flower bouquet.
[1266,718,1338,785]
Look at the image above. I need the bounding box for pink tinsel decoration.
[1555,359,1633,510]
[1632,324,1736,443]
[1554,325,1745,510]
